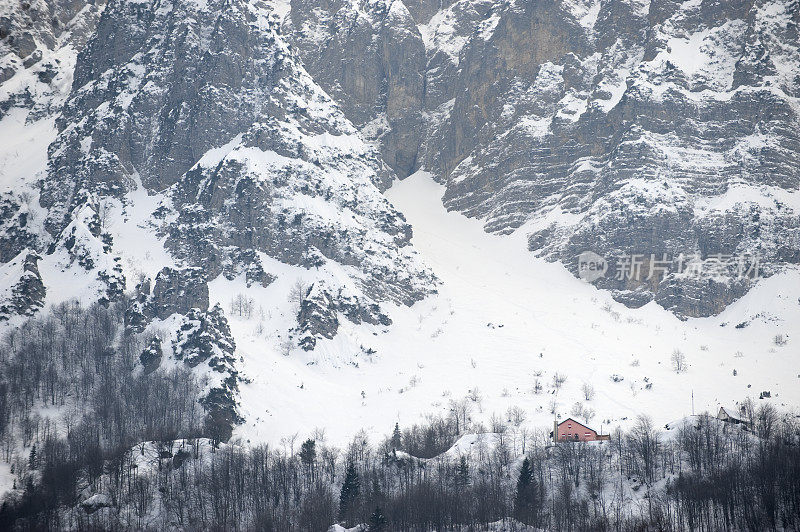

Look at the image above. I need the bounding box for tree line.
[0,301,798,530]
[0,299,207,529]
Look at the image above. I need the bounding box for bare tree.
[96,199,115,229]
[280,338,294,357]
[449,398,472,434]
[289,279,307,312]
[627,415,660,484]
[581,382,595,401]
[506,405,527,427]
[670,349,687,373]
[570,402,596,424]
[230,293,255,319]
[490,413,507,434]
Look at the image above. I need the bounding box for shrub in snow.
[279,338,293,357]
[467,388,482,403]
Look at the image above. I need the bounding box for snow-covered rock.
[289,0,800,317]
[173,303,241,440]
[47,201,126,304]
[80,493,112,514]
[0,248,45,321]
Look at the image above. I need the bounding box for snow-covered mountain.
[0,0,798,453]
[288,0,800,317]
[1,0,435,438]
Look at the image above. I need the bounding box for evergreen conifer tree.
[456,455,470,487]
[515,457,535,523]
[391,423,402,450]
[339,461,360,523]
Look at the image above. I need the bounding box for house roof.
[718,406,746,422]
[557,418,596,433]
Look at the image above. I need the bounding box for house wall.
[557,420,598,442]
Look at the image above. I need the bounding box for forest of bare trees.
[0,301,798,530]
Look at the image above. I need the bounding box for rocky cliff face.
[1,0,436,438]
[0,0,103,114]
[437,0,800,316]
[289,0,800,317]
[36,0,434,306]
[3,0,793,321]
[1,0,105,267]
[286,0,428,178]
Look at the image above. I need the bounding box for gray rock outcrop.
[150,267,209,320]
[0,250,46,321]
[290,0,800,317]
[287,0,427,178]
[37,0,435,315]
[297,283,340,351]
[0,0,104,118]
[139,336,163,375]
[0,193,39,264]
[124,266,209,332]
[173,304,241,440]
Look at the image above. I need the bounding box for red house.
[553,418,609,442]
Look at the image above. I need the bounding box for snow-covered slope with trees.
[0,0,798,525]
[230,171,800,444]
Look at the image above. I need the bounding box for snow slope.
[1,0,797,455]
[228,171,800,446]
